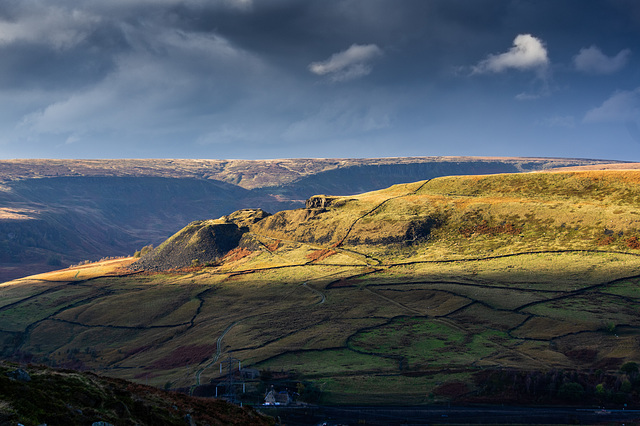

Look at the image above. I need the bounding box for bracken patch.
[597,236,615,246]
[266,240,281,252]
[626,236,640,249]
[148,344,217,370]
[306,249,337,262]
[223,247,253,263]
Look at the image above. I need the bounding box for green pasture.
[348,317,507,368]
[0,285,98,332]
[599,278,640,299]
[255,348,399,376]
[522,293,640,326]
[0,281,59,309]
[318,370,475,405]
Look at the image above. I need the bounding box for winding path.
[190,319,243,394]
[302,282,326,305]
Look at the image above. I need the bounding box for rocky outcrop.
[132,209,272,271]
[221,208,271,229]
[132,221,245,271]
[305,195,341,209]
[6,368,31,382]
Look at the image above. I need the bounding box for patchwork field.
[2,170,640,406]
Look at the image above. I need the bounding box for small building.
[264,390,276,405]
[264,387,292,405]
[275,391,291,405]
[240,368,260,380]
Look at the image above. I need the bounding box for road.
[190,320,242,394]
[302,282,326,305]
[260,404,640,425]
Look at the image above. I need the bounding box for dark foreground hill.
[2,170,640,407]
[0,360,272,426]
[0,157,625,282]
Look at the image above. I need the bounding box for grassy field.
[2,170,640,405]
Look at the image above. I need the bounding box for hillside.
[2,170,640,407]
[0,156,621,282]
[0,360,272,426]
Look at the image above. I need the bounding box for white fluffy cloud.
[584,87,640,123]
[574,45,631,74]
[472,34,549,75]
[309,44,383,82]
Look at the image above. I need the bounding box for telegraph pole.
[219,354,244,404]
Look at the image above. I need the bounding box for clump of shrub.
[558,382,585,401]
[626,236,640,249]
[474,367,640,406]
[133,244,154,258]
[620,361,639,375]
[597,236,615,246]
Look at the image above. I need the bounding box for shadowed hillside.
[0,360,272,425]
[0,177,256,281]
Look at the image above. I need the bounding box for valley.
[2,169,640,408]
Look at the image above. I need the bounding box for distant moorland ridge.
[0,156,628,188]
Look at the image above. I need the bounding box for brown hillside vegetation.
[2,170,640,407]
[544,162,640,172]
[244,170,640,257]
[0,360,272,425]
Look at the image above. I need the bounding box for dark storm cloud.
[0,1,639,159]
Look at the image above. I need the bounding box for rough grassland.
[2,170,640,406]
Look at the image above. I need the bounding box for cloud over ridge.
[473,34,549,75]
[309,44,383,82]
[584,87,640,123]
[574,45,631,74]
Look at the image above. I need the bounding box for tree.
[620,362,639,375]
[558,382,584,401]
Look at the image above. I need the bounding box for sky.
[0,0,639,161]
